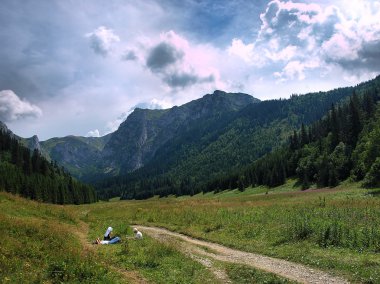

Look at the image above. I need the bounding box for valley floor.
[1,180,379,283]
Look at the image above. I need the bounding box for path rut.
[138,225,350,284]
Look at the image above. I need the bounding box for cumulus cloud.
[228,0,380,81]
[86,129,100,137]
[227,39,258,65]
[86,26,120,57]
[274,60,320,81]
[132,98,172,110]
[0,90,42,121]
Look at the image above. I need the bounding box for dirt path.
[138,226,350,284]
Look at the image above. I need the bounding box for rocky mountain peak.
[28,135,41,151]
[0,121,9,133]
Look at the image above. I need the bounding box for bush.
[363,157,380,187]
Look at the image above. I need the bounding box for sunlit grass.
[1,180,379,283]
[70,181,380,283]
[0,193,121,283]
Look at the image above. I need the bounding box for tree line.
[0,130,97,204]
[208,84,380,192]
[95,76,380,200]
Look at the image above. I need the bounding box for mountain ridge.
[30,91,258,180]
[4,76,380,199]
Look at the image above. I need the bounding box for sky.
[1,0,380,140]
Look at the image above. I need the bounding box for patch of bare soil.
[138,226,350,284]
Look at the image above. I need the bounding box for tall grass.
[0,192,121,283]
[73,184,380,283]
[286,199,380,252]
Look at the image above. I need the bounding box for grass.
[0,192,217,283]
[69,180,380,283]
[93,234,217,283]
[225,263,297,284]
[0,193,122,283]
[1,180,380,283]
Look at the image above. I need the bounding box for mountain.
[207,75,380,192]
[101,90,259,174]
[96,78,380,199]
[0,122,97,204]
[0,120,41,151]
[40,134,111,180]
[39,91,259,180]
[12,76,379,200]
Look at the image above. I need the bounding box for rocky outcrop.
[101,91,259,173]
[3,91,258,180]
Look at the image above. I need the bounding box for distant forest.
[210,86,380,192]
[99,77,380,200]
[0,130,97,204]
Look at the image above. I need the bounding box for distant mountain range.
[2,76,379,198]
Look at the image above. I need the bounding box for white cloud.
[86,129,100,137]
[228,0,380,82]
[274,60,320,81]
[86,26,120,57]
[227,39,256,64]
[0,90,42,122]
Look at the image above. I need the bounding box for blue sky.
[1,0,379,140]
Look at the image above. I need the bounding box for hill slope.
[98,78,380,199]
[40,91,259,180]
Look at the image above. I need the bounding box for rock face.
[40,134,111,180]
[1,91,258,180]
[101,91,259,173]
[38,91,258,178]
[24,135,41,152]
[0,121,41,151]
[0,121,8,133]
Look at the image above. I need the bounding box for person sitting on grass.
[94,236,121,245]
[103,226,115,241]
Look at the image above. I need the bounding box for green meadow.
[1,180,379,283]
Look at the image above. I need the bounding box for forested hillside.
[0,126,97,204]
[208,76,380,192]
[98,76,380,200]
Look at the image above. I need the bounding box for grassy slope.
[0,192,218,283]
[0,193,123,283]
[70,181,380,283]
[2,182,379,283]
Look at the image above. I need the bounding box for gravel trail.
[138,225,350,284]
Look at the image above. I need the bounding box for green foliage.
[363,157,380,187]
[226,263,295,284]
[209,75,380,193]
[0,193,118,283]
[0,129,97,204]
[72,184,380,283]
[100,79,363,200]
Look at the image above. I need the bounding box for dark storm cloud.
[146,42,184,72]
[330,40,380,72]
[143,36,215,89]
[122,50,138,61]
[0,0,89,100]
[163,72,214,88]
